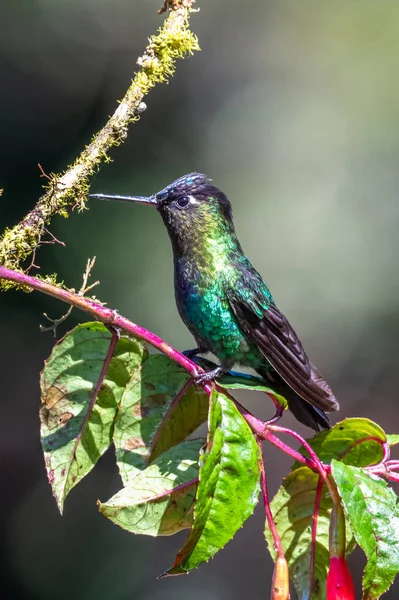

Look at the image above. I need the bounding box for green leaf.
[149,379,208,464]
[387,434,399,447]
[40,322,145,512]
[99,439,202,537]
[265,467,355,600]
[166,389,261,575]
[114,354,208,485]
[218,376,288,410]
[294,418,386,470]
[331,460,399,599]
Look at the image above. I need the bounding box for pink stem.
[268,424,327,477]
[227,395,316,469]
[267,423,344,534]
[368,463,399,481]
[366,444,393,477]
[309,476,323,593]
[265,430,315,469]
[383,442,391,462]
[258,439,284,558]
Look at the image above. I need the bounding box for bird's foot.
[194,366,225,386]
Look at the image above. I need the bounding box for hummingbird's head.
[153,172,233,239]
[90,173,236,251]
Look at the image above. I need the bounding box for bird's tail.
[257,367,331,431]
[283,389,330,431]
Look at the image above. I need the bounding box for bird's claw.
[194,367,224,386]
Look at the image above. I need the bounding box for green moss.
[138,16,199,87]
[36,273,63,287]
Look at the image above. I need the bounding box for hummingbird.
[90,173,339,430]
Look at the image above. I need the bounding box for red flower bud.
[271,556,290,600]
[327,556,355,600]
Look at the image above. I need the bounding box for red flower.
[327,556,355,600]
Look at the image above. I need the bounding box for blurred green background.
[1,0,399,598]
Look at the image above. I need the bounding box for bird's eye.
[176,195,190,209]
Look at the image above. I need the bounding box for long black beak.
[89,193,157,206]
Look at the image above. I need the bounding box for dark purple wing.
[226,288,339,413]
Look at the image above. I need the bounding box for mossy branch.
[0,1,199,290]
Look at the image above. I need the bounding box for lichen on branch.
[0,1,200,289]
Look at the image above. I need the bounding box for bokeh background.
[1,1,399,598]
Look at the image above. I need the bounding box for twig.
[40,307,74,337]
[23,247,39,273]
[38,163,53,181]
[40,257,99,336]
[41,227,66,247]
